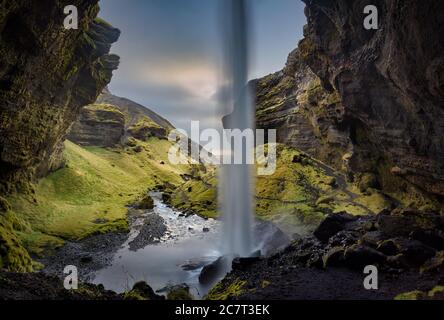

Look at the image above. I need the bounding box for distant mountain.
[97,88,174,131]
[67,89,174,147]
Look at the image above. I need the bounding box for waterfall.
[219,0,254,257]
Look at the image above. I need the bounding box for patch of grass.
[394,290,425,300]
[170,170,217,218]
[171,144,394,235]
[205,278,246,300]
[0,212,41,272]
[6,138,193,259]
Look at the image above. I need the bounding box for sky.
[99,0,307,133]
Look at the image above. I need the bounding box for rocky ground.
[38,231,128,283]
[0,270,164,300]
[207,208,444,300]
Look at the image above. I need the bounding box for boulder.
[199,256,230,285]
[343,245,386,269]
[136,194,154,210]
[322,246,345,268]
[232,256,262,271]
[314,213,357,242]
[376,239,399,256]
[130,281,164,300]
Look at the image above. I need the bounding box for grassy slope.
[170,144,392,235]
[4,138,192,263]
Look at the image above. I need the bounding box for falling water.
[219,0,255,257]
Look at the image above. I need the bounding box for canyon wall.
[257,0,444,207]
[0,0,120,193]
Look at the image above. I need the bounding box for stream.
[41,192,289,298]
[92,192,223,297]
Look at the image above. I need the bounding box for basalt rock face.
[255,48,348,171]
[207,209,444,300]
[298,0,444,199]
[0,0,120,193]
[66,103,125,147]
[97,88,174,133]
[67,89,174,146]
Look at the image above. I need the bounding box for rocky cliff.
[67,90,174,146]
[97,88,174,132]
[67,103,125,147]
[0,0,120,193]
[257,0,444,209]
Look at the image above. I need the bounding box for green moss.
[6,138,194,258]
[260,280,271,289]
[428,286,444,298]
[394,290,425,300]
[0,212,41,272]
[170,168,217,218]
[167,287,194,300]
[206,278,247,300]
[123,291,146,300]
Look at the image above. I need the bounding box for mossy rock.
[137,194,154,210]
[167,285,194,300]
[394,290,426,300]
[205,278,247,300]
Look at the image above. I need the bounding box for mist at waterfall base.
[219,0,255,258]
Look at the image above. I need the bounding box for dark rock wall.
[0,0,120,193]
[255,48,348,171]
[300,0,444,198]
[257,0,444,205]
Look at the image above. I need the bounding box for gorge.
[0,0,444,301]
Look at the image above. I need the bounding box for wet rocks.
[128,214,167,251]
[199,256,231,285]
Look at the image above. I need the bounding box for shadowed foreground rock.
[207,208,444,300]
[0,271,163,300]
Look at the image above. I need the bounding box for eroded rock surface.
[0,0,120,193]
[256,0,444,209]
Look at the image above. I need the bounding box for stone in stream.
[128,214,167,251]
[199,256,231,285]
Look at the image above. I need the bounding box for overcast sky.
[99,0,306,132]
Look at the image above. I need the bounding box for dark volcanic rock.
[300,0,444,198]
[377,208,444,237]
[0,0,120,193]
[343,244,387,270]
[130,281,164,300]
[199,256,230,285]
[232,256,262,271]
[314,213,357,242]
[128,214,166,251]
[0,270,163,300]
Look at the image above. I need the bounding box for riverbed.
[92,192,223,297]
